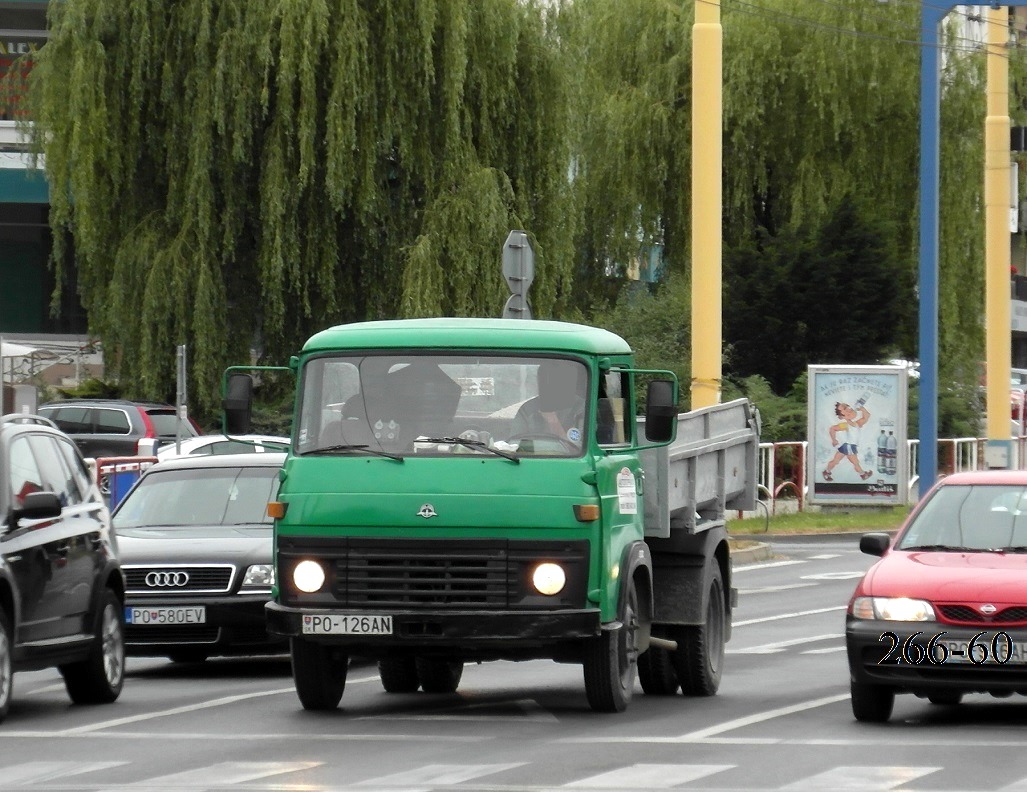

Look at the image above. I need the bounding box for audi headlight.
[532,562,566,596]
[293,560,326,593]
[852,596,936,622]
[241,564,274,589]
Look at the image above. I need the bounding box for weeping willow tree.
[560,0,1027,432]
[21,0,575,419]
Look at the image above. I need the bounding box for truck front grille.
[278,537,589,610]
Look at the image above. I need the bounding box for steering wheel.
[508,432,579,453]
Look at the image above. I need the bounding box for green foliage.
[591,275,692,411]
[8,0,1021,443]
[725,194,911,393]
[23,0,574,425]
[55,378,122,400]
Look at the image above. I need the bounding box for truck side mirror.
[644,379,676,443]
[223,373,254,435]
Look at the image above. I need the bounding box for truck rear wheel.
[291,637,348,710]
[638,627,679,695]
[415,658,463,693]
[379,657,420,693]
[583,579,639,713]
[672,565,725,696]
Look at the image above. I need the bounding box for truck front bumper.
[266,601,601,652]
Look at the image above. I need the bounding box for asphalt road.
[2,536,1027,791]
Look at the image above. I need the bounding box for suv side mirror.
[644,379,676,443]
[223,373,254,435]
[12,491,62,526]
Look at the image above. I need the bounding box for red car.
[846,469,1027,722]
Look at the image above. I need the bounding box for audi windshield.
[112,466,280,528]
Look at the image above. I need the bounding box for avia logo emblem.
[145,571,189,587]
[980,604,998,614]
[417,503,438,519]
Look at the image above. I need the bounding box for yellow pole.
[691,0,722,409]
[985,6,1013,467]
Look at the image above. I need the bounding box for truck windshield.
[296,355,592,458]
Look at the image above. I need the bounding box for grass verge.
[728,504,910,536]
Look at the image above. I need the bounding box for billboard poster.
[808,365,909,506]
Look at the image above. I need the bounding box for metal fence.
[756,436,1023,514]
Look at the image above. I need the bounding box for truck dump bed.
[638,398,759,537]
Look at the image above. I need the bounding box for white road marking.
[781,765,941,790]
[0,761,126,785]
[807,553,842,559]
[800,571,865,580]
[803,645,847,655]
[728,633,838,654]
[564,763,734,788]
[674,693,851,740]
[732,559,806,571]
[55,671,382,735]
[734,605,846,626]
[353,762,525,788]
[737,583,817,594]
[94,761,321,791]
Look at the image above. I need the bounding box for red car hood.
[865,550,1027,604]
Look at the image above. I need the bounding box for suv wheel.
[0,610,11,723]
[61,590,125,704]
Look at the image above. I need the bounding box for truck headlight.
[293,560,326,593]
[532,563,566,596]
[851,596,935,621]
[241,564,274,589]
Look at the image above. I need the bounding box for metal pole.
[918,4,945,498]
[985,5,1013,468]
[176,344,187,454]
[691,0,722,408]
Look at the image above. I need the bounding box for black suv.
[0,414,125,723]
[38,399,200,459]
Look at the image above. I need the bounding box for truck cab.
[227,318,756,713]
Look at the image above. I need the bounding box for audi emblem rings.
[145,571,190,587]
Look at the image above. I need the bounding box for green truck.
[224,317,759,713]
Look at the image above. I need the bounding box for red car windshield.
[897,484,1027,552]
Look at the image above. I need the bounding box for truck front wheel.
[672,565,725,696]
[379,657,420,693]
[291,638,348,710]
[583,579,639,713]
[415,658,463,693]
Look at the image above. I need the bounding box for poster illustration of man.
[807,365,909,506]
[823,400,872,481]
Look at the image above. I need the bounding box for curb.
[728,540,775,565]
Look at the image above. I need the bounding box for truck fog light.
[293,560,326,593]
[532,563,566,596]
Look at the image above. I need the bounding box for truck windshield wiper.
[902,544,973,552]
[419,437,520,464]
[305,444,404,462]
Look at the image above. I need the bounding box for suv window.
[44,406,90,434]
[145,409,184,436]
[95,409,131,434]
[54,436,95,501]
[28,434,83,506]
[9,435,44,507]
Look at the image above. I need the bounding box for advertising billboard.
[808,365,909,506]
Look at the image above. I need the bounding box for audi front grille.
[123,564,236,594]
